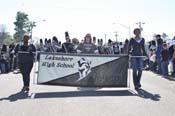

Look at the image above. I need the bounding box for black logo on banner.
[77,58,91,81]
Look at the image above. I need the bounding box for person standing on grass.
[128,28,147,90]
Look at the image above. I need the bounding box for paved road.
[0,70,175,116]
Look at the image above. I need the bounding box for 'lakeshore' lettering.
[45,55,73,61]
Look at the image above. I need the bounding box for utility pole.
[105,33,107,45]
[136,22,145,31]
[113,22,131,40]
[114,32,118,42]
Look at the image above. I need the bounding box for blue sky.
[0,0,175,42]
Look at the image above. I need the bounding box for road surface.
[0,70,175,116]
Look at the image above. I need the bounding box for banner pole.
[18,51,36,54]
[128,56,131,88]
[33,51,38,85]
[130,56,146,58]
[12,54,15,71]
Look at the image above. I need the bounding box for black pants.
[19,62,33,87]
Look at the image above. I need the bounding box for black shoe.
[21,86,29,92]
[135,86,139,90]
[138,84,141,88]
[135,85,141,90]
[25,87,30,93]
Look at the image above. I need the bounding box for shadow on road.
[32,90,136,99]
[0,89,161,102]
[155,73,175,81]
[162,76,175,81]
[136,89,161,101]
[0,91,29,102]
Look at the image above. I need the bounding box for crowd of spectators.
[1,32,175,79]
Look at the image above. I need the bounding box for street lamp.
[113,22,131,40]
[136,22,145,31]
[113,31,118,42]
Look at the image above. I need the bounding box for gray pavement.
[0,69,175,116]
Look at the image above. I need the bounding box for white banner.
[38,53,119,83]
[37,53,129,87]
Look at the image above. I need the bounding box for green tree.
[162,32,168,39]
[0,24,7,41]
[13,11,30,42]
[0,24,13,46]
[3,37,15,46]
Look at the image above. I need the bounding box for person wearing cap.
[105,39,113,54]
[62,32,75,53]
[93,37,97,45]
[15,35,36,92]
[51,36,62,52]
[37,39,45,52]
[45,39,52,52]
[97,39,105,54]
[128,28,147,90]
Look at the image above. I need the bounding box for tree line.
[0,11,36,46]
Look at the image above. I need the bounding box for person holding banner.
[77,33,98,54]
[76,33,98,89]
[15,35,36,92]
[128,28,147,90]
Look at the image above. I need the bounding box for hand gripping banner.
[37,53,129,87]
